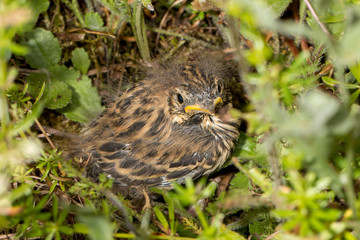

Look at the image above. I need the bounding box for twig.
[155,0,187,48]
[49,0,60,29]
[34,118,56,149]
[39,125,78,139]
[69,28,116,38]
[0,233,15,239]
[264,230,281,240]
[303,0,332,38]
[149,27,216,49]
[164,39,186,60]
[248,234,260,240]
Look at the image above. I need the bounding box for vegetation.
[1,0,360,239]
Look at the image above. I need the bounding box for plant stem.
[303,0,332,39]
[134,0,151,61]
[194,204,209,230]
[61,0,85,26]
[0,61,9,128]
[125,0,151,61]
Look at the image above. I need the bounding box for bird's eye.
[177,93,184,104]
[217,84,222,93]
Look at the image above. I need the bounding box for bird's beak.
[214,97,223,107]
[185,105,213,115]
[185,97,223,115]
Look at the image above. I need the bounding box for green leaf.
[84,12,104,31]
[9,42,28,56]
[10,183,34,202]
[59,226,73,235]
[217,227,247,240]
[229,172,250,190]
[349,62,360,84]
[232,132,268,167]
[44,80,72,109]
[49,181,57,194]
[28,0,49,14]
[200,181,217,199]
[58,75,103,123]
[266,0,292,17]
[153,207,169,231]
[167,197,176,233]
[52,195,58,219]
[26,73,46,98]
[248,168,272,192]
[71,48,91,74]
[0,216,9,229]
[322,76,360,89]
[249,216,273,236]
[73,223,88,234]
[48,65,81,82]
[350,89,360,104]
[27,0,50,28]
[79,214,114,240]
[22,28,61,69]
[233,132,259,158]
[25,0,49,18]
[26,71,72,109]
[335,21,360,65]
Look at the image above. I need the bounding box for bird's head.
[167,64,229,125]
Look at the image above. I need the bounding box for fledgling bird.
[76,55,240,191]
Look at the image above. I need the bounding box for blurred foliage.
[22,28,103,122]
[1,0,360,239]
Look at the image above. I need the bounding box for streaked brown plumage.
[76,55,239,189]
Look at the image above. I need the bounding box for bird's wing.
[85,137,215,187]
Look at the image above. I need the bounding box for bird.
[74,54,240,194]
